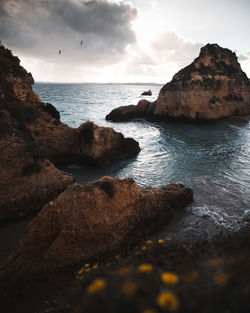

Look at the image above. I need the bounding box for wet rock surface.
[106,44,250,122]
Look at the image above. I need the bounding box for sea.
[34,82,250,235]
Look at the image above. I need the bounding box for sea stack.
[106,44,250,121]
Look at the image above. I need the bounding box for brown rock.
[0,112,75,220]
[221,116,249,126]
[106,44,250,122]
[1,177,193,277]
[106,99,154,121]
[31,120,140,166]
[154,43,250,120]
[0,45,140,219]
[0,45,140,166]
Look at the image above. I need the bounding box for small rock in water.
[141,89,152,96]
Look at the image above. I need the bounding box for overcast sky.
[1,0,250,83]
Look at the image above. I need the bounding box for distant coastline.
[35,81,164,86]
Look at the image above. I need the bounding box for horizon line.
[35,81,164,86]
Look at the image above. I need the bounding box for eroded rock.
[1,177,193,277]
[106,99,154,121]
[106,44,250,122]
[0,45,140,166]
[0,45,140,219]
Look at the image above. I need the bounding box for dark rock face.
[106,44,250,121]
[0,45,140,219]
[0,47,75,220]
[44,103,60,120]
[1,177,193,278]
[141,89,152,96]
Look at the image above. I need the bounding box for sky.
[0,0,250,83]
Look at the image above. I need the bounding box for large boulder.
[1,177,193,278]
[106,44,250,121]
[0,45,139,219]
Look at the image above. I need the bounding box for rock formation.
[106,44,250,121]
[0,45,139,219]
[141,89,152,96]
[106,99,153,122]
[1,177,193,279]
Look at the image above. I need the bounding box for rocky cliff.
[106,44,250,121]
[0,45,139,219]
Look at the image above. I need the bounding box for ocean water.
[34,83,250,233]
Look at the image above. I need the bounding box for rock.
[106,100,153,121]
[0,45,140,219]
[106,44,250,122]
[221,116,249,126]
[141,89,152,96]
[1,177,193,278]
[0,45,140,166]
[0,52,75,220]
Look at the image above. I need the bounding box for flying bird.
[80,40,83,46]
[59,50,61,55]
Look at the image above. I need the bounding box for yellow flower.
[158,239,164,244]
[157,291,179,311]
[92,264,98,269]
[87,278,106,293]
[84,263,90,268]
[117,266,131,276]
[213,272,229,286]
[77,267,85,275]
[166,237,172,241]
[121,281,137,295]
[161,272,179,285]
[138,263,153,273]
[209,258,223,268]
[85,268,90,272]
[146,240,153,244]
[141,246,147,251]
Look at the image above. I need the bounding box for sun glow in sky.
[1,0,250,83]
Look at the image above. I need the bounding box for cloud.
[238,52,250,62]
[0,0,137,65]
[149,31,203,68]
[0,1,205,83]
[122,31,203,82]
[238,52,250,78]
